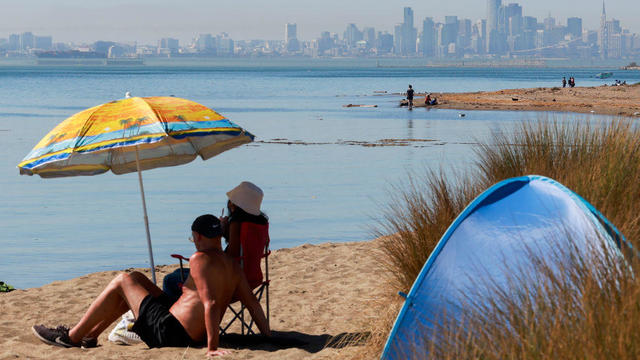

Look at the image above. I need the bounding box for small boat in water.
[595,72,613,79]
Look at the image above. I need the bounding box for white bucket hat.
[227,181,263,216]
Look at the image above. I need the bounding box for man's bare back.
[170,248,243,342]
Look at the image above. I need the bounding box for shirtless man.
[32,214,270,357]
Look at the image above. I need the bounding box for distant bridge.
[508,38,583,55]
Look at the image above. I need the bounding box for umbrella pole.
[135,146,156,284]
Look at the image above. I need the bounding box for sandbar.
[407,83,640,117]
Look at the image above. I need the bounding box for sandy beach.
[407,83,640,117]
[0,240,385,359]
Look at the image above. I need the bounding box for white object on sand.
[125,91,132,98]
[108,310,142,345]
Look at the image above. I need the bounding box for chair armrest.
[171,254,190,262]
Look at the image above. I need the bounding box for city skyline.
[3,1,639,61]
[1,0,638,44]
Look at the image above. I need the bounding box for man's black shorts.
[131,294,194,348]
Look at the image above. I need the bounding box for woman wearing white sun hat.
[221,181,269,258]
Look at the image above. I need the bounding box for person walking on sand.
[562,77,567,88]
[32,214,270,357]
[406,85,415,109]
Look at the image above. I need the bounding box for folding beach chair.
[170,221,271,335]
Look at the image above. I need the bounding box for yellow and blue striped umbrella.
[18,96,254,283]
[19,96,254,177]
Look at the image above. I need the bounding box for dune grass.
[360,118,640,359]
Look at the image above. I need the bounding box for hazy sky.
[1,0,638,44]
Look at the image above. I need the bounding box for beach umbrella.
[18,96,255,283]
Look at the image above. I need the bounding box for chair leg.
[240,304,245,335]
[266,283,270,327]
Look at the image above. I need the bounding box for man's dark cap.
[191,214,223,238]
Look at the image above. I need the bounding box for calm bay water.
[1,59,637,288]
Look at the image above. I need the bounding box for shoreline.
[405,84,640,117]
[0,240,384,359]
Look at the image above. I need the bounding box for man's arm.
[235,271,271,336]
[189,253,224,354]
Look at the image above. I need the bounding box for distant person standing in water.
[562,77,567,88]
[406,85,414,109]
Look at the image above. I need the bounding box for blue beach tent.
[381,175,627,360]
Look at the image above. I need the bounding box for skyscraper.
[344,23,362,48]
[404,7,414,30]
[195,34,214,53]
[285,23,299,52]
[19,32,34,51]
[486,0,501,53]
[472,19,487,54]
[422,18,436,57]
[403,7,417,55]
[285,23,297,42]
[444,16,459,49]
[34,36,52,50]
[8,34,19,51]
[395,7,417,55]
[504,3,523,36]
[363,27,376,48]
[567,18,583,39]
[599,1,608,58]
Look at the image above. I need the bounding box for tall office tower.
[403,7,417,55]
[317,31,333,54]
[472,19,487,54]
[217,33,234,55]
[404,7,414,30]
[543,14,556,31]
[363,27,376,47]
[285,23,297,42]
[19,32,34,51]
[444,16,458,47]
[195,34,215,52]
[394,24,403,55]
[8,34,19,51]
[159,38,179,53]
[599,1,608,58]
[395,7,417,55]
[34,36,52,50]
[285,23,299,52]
[605,19,622,57]
[523,16,537,31]
[583,30,598,46]
[486,0,501,53]
[567,17,583,39]
[502,3,522,51]
[455,19,471,53]
[377,31,394,54]
[503,3,522,36]
[523,16,537,49]
[344,23,362,48]
[422,18,436,56]
[435,23,447,57]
